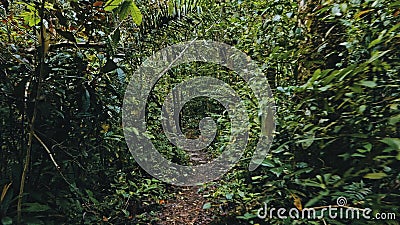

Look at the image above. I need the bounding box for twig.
[33,132,60,170]
[32,132,77,189]
[123,195,131,211]
[34,129,87,170]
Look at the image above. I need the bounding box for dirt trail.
[159,150,214,225]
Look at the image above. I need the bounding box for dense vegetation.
[0,0,399,224]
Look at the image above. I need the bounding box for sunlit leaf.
[354,9,375,19]
[363,172,387,179]
[367,50,391,63]
[129,0,142,25]
[104,0,124,11]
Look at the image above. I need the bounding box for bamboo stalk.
[16,0,46,223]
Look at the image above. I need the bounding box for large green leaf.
[380,138,400,154]
[129,1,142,25]
[117,0,142,25]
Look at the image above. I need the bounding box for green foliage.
[105,0,143,25]
[0,0,399,224]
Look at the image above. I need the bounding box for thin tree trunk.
[17,0,46,223]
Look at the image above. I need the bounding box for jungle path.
[158,150,215,224]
